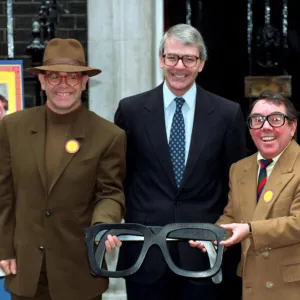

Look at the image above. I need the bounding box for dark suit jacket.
[0,106,126,299]
[114,83,247,286]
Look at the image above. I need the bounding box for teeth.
[174,75,185,78]
[57,93,70,96]
[262,137,275,141]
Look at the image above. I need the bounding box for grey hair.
[158,24,207,61]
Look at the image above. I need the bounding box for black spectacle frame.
[162,54,200,68]
[84,223,226,281]
[247,113,290,129]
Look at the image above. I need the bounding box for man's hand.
[0,259,17,275]
[219,223,250,247]
[189,240,218,252]
[188,240,208,252]
[105,234,122,253]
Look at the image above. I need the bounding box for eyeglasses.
[247,113,290,129]
[84,223,226,282]
[44,72,82,86]
[162,54,200,68]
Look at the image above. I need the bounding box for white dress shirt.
[257,142,291,181]
[163,82,196,164]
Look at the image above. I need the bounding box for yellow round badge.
[65,139,80,154]
[263,190,273,203]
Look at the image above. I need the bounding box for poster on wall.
[0,60,24,115]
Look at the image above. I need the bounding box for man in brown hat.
[0,38,126,300]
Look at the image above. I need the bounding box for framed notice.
[244,75,292,98]
[0,60,24,114]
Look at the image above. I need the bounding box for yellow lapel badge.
[263,190,274,203]
[65,139,80,154]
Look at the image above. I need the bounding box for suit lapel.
[144,84,177,189]
[180,86,214,189]
[239,155,258,222]
[48,107,87,194]
[29,107,47,190]
[253,140,299,221]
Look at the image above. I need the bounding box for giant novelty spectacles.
[84,223,226,283]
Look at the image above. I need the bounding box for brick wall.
[0,0,87,108]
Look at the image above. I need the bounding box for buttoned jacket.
[0,106,126,299]
[217,140,300,300]
[114,83,247,290]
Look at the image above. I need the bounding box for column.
[88,0,164,122]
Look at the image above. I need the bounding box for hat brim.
[26,65,101,77]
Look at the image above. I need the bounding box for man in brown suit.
[0,38,126,300]
[191,90,300,300]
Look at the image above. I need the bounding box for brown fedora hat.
[26,38,101,77]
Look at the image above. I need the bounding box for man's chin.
[259,149,278,159]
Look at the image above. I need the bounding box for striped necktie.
[169,97,185,188]
[257,159,273,201]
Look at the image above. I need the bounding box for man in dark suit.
[0,38,126,300]
[113,24,247,300]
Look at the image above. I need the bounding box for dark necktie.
[257,159,273,201]
[169,97,185,188]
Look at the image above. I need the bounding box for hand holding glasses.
[84,223,226,283]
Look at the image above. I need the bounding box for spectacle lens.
[167,228,218,272]
[248,113,287,129]
[45,73,81,86]
[94,229,144,272]
[163,54,199,68]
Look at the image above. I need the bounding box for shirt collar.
[257,141,291,166]
[163,82,196,109]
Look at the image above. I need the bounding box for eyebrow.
[165,53,198,56]
[250,112,283,116]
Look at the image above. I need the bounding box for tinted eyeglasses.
[247,113,290,129]
[84,223,226,282]
[162,54,200,68]
[44,72,82,86]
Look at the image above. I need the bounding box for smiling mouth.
[56,92,71,96]
[261,137,275,141]
[173,74,186,79]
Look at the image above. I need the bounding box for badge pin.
[65,139,80,154]
[263,190,273,203]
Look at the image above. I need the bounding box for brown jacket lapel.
[29,106,89,194]
[253,140,298,221]
[239,154,258,222]
[29,106,47,190]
